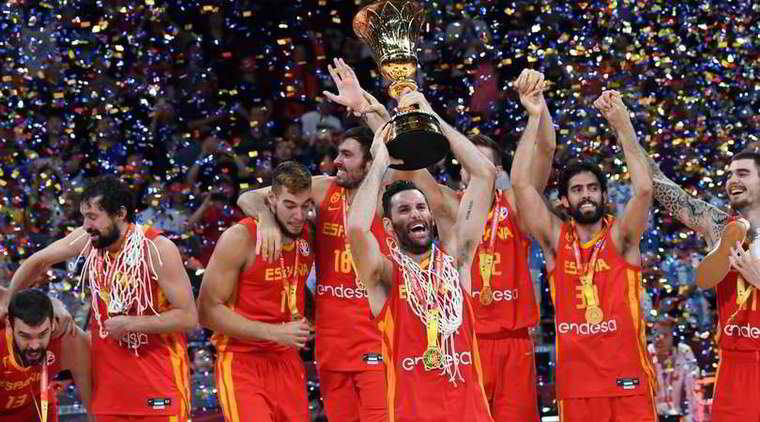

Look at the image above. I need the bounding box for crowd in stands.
[3,1,759,419]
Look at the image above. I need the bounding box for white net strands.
[72,224,162,353]
[387,239,464,385]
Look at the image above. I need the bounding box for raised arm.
[533,73,557,192]
[448,124,496,293]
[197,224,311,348]
[511,79,562,260]
[346,125,395,314]
[322,57,390,132]
[506,69,557,231]
[105,236,198,336]
[398,92,496,292]
[651,160,727,248]
[595,91,652,257]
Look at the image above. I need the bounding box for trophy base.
[386,111,449,170]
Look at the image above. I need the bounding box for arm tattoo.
[636,141,728,246]
[653,179,728,242]
[464,200,474,221]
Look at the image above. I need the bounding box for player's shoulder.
[221,222,255,245]
[312,175,336,202]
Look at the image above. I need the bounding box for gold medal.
[480,285,494,306]
[479,253,494,281]
[479,253,495,306]
[585,306,603,325]
[423,308,442,370]
[422,346,442,370]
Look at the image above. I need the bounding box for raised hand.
[323,58,366,112]
[514,69,546,117]
[397,91,436,116]
[594,90,632,132]
[370,123,399,167]
[514,68,545,95]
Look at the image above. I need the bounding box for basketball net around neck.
[387,238,464,385]
[72,224,162,353]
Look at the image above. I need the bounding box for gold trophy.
[353,0,449,170]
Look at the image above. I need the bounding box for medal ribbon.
[479,192,501,291]
[737,277,754,307]
[406,244,440,353]
[570,217,610,309]
[341,189,365,289]
[426,308,440,353]
[31,360,48,422]
[279,242,300,318]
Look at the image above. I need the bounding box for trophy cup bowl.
[353,0,449,170]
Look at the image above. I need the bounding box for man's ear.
[266,191,277,211]
[560,196,569,209]
[117,206,128,222]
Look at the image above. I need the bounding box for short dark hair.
[339,126,374,162]
[468,134,503,166]
[558,160,607,198]
[731,145,760,171]
[382,180,425,217]
[81,175,136,222]
[8,289,54,328]
[271,161,312,194]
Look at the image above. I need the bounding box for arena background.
[1,0,758,420]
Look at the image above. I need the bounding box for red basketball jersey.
[90,227,191,416]
[469,191,539,335]
[549,219,655,399]
[212,217,314,353]
[314,182,389,371]
[376,256,492,422]
[715,270,760,350]
[0,321,61,420]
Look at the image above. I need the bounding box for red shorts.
[95,416,188,422]
[318,369,386,422]
[477,329,539,422]
[215,349,308,422]
[558,394,656,422]
[1,403,57,422]
[712,349,760,422]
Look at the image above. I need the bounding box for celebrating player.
[198,161,315,422]
[346,92,496,421]
[1,175,197,421]
[512,89,656,421]
[1,288,91,422]
[645,140,760,421]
